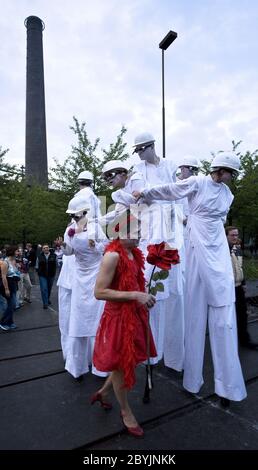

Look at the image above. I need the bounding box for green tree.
[49,117,129,198]
[0,146,22,181]
[0,178,68,246]
[199,159,211,175]
[231,145,258,238]
[0,121,131,245]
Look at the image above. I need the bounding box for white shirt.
[142,175,235,306]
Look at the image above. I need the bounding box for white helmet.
[77,170,93,181]
[66,196,91,214]
[178,156,200,169]
[210,152,240,172]
[102,160,129,175]
[132,132,155,148]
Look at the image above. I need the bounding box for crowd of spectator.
[0,241,63,330]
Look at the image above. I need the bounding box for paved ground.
[0,279,258,459]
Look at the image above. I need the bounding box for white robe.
[134,159,184,370]
[142,174,247,400]
[99,172,144,229]
[74,187,101,219]
[57,224,76,360]
[65,228,108,378]
[74,187,105,240]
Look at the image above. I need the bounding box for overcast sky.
[1,0,258,170]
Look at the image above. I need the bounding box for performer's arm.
[61,243,74,256]
[98,203,127,226]
[112,189,136,206]
[133,177,198,203]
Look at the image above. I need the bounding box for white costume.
[57,226,76,361]
[74,187,105,240]
[141,174,247,401]
[74,187,101,219]
[133,159,185,370]
[99,172,144,228]
[65,227,108,378]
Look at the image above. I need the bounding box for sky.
[1,0,258,170]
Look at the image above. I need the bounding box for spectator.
[226,226,258,350]
[0,245,20,331]
[14,248,23,309]
[54,245,63,272]
[0,248,7,260]
[18,248,32,303]
[25,243,37,285]
[36,244,57,309]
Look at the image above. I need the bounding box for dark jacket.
[37,252,57,278]
[25,248,37,267]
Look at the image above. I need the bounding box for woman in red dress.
[92,217,157,437]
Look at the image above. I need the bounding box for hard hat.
[102,160,129,174]
[132,132,155,148]
[178,156,200,169]
[66,196,91,214]
[77,170,93,181]
[210,152,240,172]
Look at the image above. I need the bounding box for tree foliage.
[0,178,68,246]
[2,123,257,247]
[0,146,21,181]
[0,119,130,245]
[231,142,258,236]
[49,117,129,198]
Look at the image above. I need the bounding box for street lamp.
[159,30,177,158]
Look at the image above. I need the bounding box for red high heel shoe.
[120,411,144,438]
[90,392,112,410]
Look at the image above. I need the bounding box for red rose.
[146,242,180,270]
[67,228,76,238]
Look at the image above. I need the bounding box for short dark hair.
[6,245,18,257]
[225,226,238,235]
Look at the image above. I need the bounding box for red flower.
[67,228,76,238]
[146,242,180,270]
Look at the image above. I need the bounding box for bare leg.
[111,370,139,428]
[96,374,113,399]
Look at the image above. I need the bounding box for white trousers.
[58,287,72,360]
[65,336,108,379]
[18,273,32,301]
[163,293,184,371]
[183,248,247,401]
[59,287,107,378]
[147,300,166,365]
[146,293,184,370]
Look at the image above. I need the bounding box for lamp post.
[159,30,177,158]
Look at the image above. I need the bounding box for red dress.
[93,240,157,389]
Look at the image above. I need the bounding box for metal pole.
[162,49,165,159]
[159,31,177,160]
